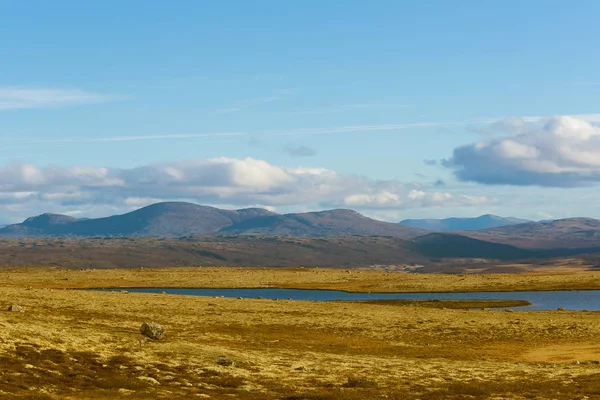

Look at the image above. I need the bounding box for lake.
[93,288,600,311]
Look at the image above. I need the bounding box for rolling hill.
[0,202,423,239]
[399,214,530,231]
[0,202,277,237]
[220,209,424,239]
[465,218,600,249]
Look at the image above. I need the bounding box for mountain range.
[0,202,423,239]
[4,202,600,262]
[399,214,531,231]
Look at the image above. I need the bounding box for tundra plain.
[1,267,600,399]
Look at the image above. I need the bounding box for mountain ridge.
[399,214,531,231]
[0,202,423,239]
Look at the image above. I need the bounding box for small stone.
[140,322,166,340]
[23,364,35,369]
[8,305,24,312]
[216,356,235,366]
[137,376,160,385]
[557,307,565,311]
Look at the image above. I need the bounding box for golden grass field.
[1,267,600,399]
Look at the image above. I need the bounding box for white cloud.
[0,157,489,222]
[0,87,119,110]
[446,116,600,187]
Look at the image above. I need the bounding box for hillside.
[399,214,530,231]
[220,209,424,239]
[0,236,421,269]
[465,218,600,249]
[0,202,277,237]
[0,203,423,239]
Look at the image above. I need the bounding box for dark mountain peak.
[232,207,278,217]
[22,213,79,228]
[313,209,366,217]
[132,201,220,214]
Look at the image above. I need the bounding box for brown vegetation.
[1,267,600,399]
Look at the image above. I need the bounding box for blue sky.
[1,0,600,223]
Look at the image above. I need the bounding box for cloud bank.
[446,116,600,187]
[0,87,118,110]
[0,158,489,222]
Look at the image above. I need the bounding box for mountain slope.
[0,203,423,238]
[0,213,80,236]
[414,233,534,260]
[465,217,600,249]
[0,202,278,237]
[219,209,424,239]
[399,214,530,231]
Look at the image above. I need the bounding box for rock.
[8,305,24,312]
[137,376,160,385]
[557,307,565,311]
[216,356,235,366]
[140,322,166,340]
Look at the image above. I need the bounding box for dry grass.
[0,267,600,399]
[3,265,600,292]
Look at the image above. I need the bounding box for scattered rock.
[557,307,565,311]
[140,322,166,340]
[216,356,235,366]
[137,376,160,385]
[8,305,24,312]
[161,291,167,295]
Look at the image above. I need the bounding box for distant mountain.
[0,202,422,239]
[465,217,600,249]
[220,209,424,239]
[0,214,80,236]
[0,202,278,238]
[399,214,530,231]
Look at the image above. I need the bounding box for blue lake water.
[94,288,600,311]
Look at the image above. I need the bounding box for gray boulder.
[140,322,166,340]
[8,305,24,312]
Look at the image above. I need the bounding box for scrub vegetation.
[1,267,600,399]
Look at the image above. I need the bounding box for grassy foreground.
[1,267,600,399]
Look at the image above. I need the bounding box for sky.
[2,0,600,224]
